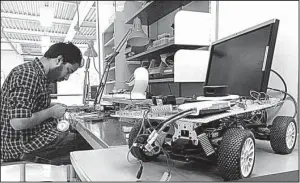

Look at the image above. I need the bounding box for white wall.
[1,51,24,86]
[218,1,298,119]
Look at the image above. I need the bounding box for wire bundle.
[126,109,175,181]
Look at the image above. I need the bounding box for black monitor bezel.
[204,19,280,95]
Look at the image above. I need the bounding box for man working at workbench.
[1,42,92,165]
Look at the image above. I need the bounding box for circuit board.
[111,98,283,124]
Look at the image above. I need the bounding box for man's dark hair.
[44,42,82,65]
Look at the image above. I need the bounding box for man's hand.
[50,104,67,119]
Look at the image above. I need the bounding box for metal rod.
[96,1,102,82]
[93,29,133,106]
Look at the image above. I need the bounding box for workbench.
[68,115,131,149]
[70,142,298,181]
[68,114,298,182]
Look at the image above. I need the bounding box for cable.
[167,83,173,95]
[92,56,100,74]
[155,139,174,178]
[268,87,297,118]
[127,109,173,180]
[268,70,297,118]
[126,111,150,179]
[155,108,196,131]
[270,69,287,100]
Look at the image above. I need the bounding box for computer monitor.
[205,19,280,97]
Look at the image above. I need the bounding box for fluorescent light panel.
[41,36,51,47]
[40,6,54,27]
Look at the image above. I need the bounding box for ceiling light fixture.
[40,6,54,27]
[41,36,51,47]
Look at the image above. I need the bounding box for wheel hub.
[240,138,255,178]
[286,122,296,149]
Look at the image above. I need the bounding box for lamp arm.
[93,55,114,106]
[93,28,132,106]
[114,29,132,53]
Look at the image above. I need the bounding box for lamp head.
[84,40,98,57]
[127,17,149,47]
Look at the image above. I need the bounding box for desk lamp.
[93,17,149,107]
[83,40,98,104]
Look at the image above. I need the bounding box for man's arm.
[7,73,66,130]
[10,104,66,130]
[10,107,54,130]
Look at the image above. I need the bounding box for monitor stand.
[196,95,240,101]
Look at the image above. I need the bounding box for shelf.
[106,81,116,84]
[126,40,207,61]
[104,22,114,33]
[104,52,114,60]
[149,78,174,84]
[125,1,192,25]
[104,37,115,47]
[126,61,141,65]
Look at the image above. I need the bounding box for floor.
[1,139,298,181]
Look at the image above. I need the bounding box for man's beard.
[47,65,64,82]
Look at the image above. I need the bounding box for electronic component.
[178,101,231,117]
[203,85,228,97]
[57,120,70,132]
[152,95,176,106]
[158,33,171,40]
[205,19,279,97]
[162,95,176,105]
[152,37,169,48]
[150,105,173,114]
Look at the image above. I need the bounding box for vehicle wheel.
[128,119,160,162]
[217,128,255,181]
[270,116,297,154]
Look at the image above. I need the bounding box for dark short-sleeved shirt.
[1,58,60,160]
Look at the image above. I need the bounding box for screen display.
[206,25,273,97]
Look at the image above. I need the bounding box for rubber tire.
[217,128,255,181]
[270,116,297,154]
[128,120,160,162]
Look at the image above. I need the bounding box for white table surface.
[70,139,298,181]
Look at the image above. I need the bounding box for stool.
[1,159,76,182]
